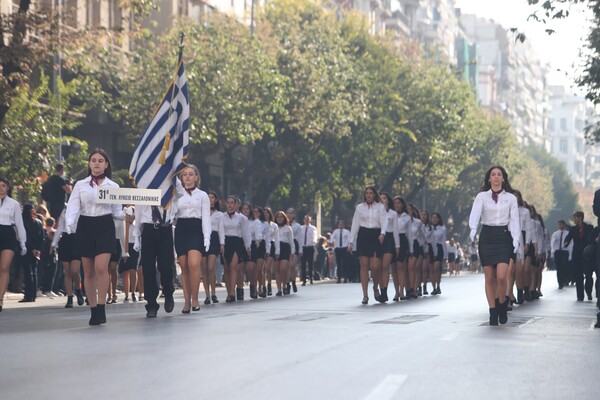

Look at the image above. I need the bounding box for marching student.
[51,208,84,308]
[393,196,411,301]
[19,204,44,303]
[201,191,224,304]
[264,207,278,296]
[174,165,211,313]
[468,166,520,326]
[513,191,532,304]
[65,149,132,325]
[378,192,399,303]
[222,196,251,302]
[564,211,595,302]
[274,211,294,295]
[287,208,301,294]
[251,206,268,299]
[299,214,318,286]
[119,214,139,303]
[236,202,252,300]
[107,217,126,304]
[447,238,458,276]
[430,212,447,295]
[550,220,572,290]
[420,209,432,296]
[331,219,351,284]
[348,186,387,305]
[407,204,425,299]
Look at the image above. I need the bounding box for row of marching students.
[347,186,448,305]
[54,148,308,325]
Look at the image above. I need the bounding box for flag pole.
[158,32,186,165]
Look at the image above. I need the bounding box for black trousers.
[141,224,175,309]
[572,254,594,300]
[21,253,38,300]
[301,247,315,282]
[554,250,569,287]
[335,248,347,281]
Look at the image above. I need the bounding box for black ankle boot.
[89,307,101,326]
[250,284,257,299]
[236,288,244,301]
[524,287,532,301]
[516,289,524,305]
[496,297,508,325]
[65,296,74,308]
[379,287,388,303]
[267,283,272,296]
[97,304,106,324]
[489,307,499,326]
[75,289,84,306]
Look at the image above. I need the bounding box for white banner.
[96,187,162,206]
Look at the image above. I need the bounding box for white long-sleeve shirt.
[173,182,211,242]
[223,212,251,249]
[210,210,225,245]
[349,202,388,245]
[131,204,177,239]
[468,190,520,247]
[385,209,400,249]
[409,218,425,254]
[290,221,301,243]
[275,224,294,256]
[65,176,126,233]
[331,228,351,249]
[266,221,278,254]
[298,224,318,249]
[0,196,26,249]
[249,219,264,242]
[550,228,573,260]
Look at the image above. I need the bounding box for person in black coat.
[564,211,595,302]
[20,204,44,302]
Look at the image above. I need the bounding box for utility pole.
[246,0,256,202]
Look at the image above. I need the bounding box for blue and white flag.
[129,57,189,209]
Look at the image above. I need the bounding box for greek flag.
[129,57,189,209]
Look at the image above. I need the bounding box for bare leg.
[484,266,497,307]
[178,254,191,309]
[187,250,202,308]
[0,250,15,304]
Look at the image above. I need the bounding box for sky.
[454,0,592,92]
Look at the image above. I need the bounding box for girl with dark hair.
[348,186,387,305]
[512,191,532,305]
[241,203,262,300]
[420,209,432,296]
[274,211,294,296]
[407,204,424,299]
[202,191,224,304]
[250,206,267,299]
[52,208,84,308]
[174,165,211,313]
[20,205,44,302]
[286,208,301,294]
[222,196,251,302]
[469,166,520,326]
[0,177,27,311]
[65,149,131,325]
[378,192,399,303]
[393,196,411,301]
[430,212,447,295]
[530,209,546,300]
[264,207,277,296]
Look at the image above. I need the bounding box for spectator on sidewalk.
[41,164,72,221]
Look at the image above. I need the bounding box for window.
[109,0,122,30]
[64,0,78,28]
[576,118,584,130]
[559,139,568,153]
[87,0,101,27]
[560,118,567,131]
[548,119,555,132]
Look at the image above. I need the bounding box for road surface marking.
[364,374,408,400]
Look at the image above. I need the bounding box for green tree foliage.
[0,73,88,201]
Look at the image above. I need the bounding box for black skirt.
[478,225,514,267]
[250,240,266,261]
[175,218,206,257]
[356,227,383,258]
[0,224,18,251]
[427,244,434,260]
[397,233,409,262]
[119,246,139,273]
[448,253,456,263]
[434,244,444,262]
[278,242,292,261]
[207,231,221,256]
[382,232,396,255]
[57,233,78,262]
[412,239,421,257]
[224,236,246,264]
[74,214,116,258]
[525,241,536,258]
[268,241,276,258]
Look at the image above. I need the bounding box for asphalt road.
[1,271,599,400]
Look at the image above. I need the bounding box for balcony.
[386,10,411,36]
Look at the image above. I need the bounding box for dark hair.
[529,204,538,219]
[538,214,545,230]
[45,217,55,227]
[0,176,12,197]
[264,207,274,222]
[241,202,253,220]
[87,148,112,178]
[208,191,221,211]
[22,204,35,220]
[54,164,64,172]
[407,203,419,220]
[363,186,381,203]
[481,166,513,193]
[420,209,430,225]
[275,210,290,227]
[253,206,265,222]
[573,211,584,220]
[393,196,407,214]
[431,212,443,227]
[558,219,566,225]
[513,190,524,207]
[379,192,392,211]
